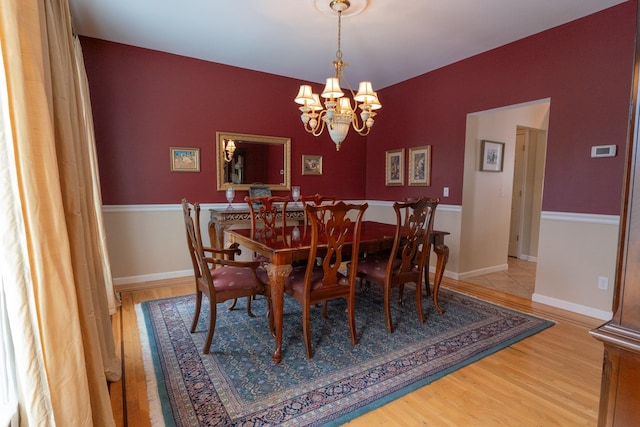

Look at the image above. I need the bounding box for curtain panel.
[0,0,120,425]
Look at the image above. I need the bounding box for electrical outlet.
[443,187,449,197]
[598,276,609,290]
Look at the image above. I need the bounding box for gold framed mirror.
[216,131,291,191]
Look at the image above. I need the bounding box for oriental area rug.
[136,286,553,426]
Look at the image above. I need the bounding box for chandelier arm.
[350,110,367,133]
[311,111,328,136]
[303,110,328,136]
[311,120,327,137]
[354,126,371,137]
[339,65,358,99]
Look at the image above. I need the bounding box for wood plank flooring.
[110,276,604,426]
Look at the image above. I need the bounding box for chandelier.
[294,0,381,151]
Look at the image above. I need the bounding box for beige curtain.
[0,0,120,425]
[73,33,119,316]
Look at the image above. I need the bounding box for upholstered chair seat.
[356,256,402,284]
[285,267,337,294]
[210,265,269,292]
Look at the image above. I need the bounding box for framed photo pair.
[386,146,432,186]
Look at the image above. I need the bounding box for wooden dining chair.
[299,194,337,256]
[182,199,271,354]
[300,194,336,224]
[353,197,438,333]
[245,195,292,242]
[299,193,337,206]
[284,201,368,358]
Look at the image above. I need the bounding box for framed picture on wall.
[479,140,505,172]
[170,147,200,172]
[385,148,404,186]
[408,145,432,186]
[302,154,323,175]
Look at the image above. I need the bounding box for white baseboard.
[114,269,191,287]
[457,264,509,281]
[532,293,613,321]
[428,267,459,280]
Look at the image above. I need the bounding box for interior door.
[509,129,526,257]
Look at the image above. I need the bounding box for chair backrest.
[182,198,206,281]
[304,201,368,296]
[183,198,241,296]
[245,195,291,240]
[389,197,439,283]
[300,194,337,229]
[300,194,337,206]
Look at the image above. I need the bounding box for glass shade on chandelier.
[294,0,381,151]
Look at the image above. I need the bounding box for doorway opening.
[459,99,550,299]
[508,126,547,261]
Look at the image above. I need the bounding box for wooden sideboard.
[589,5,640,424]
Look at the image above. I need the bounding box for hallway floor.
[463,257,536,299]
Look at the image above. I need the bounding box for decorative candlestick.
[292,186,300,207]
[226,186,235,210]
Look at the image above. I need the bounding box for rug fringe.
[135,304,167,427]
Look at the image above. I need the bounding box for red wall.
[81,38,368,204]
[367,1,636,215]
[82,1,635,215]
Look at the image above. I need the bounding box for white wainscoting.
[103,204,618,320]
[533,211,619,320]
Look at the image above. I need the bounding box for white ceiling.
[69,0,627,90]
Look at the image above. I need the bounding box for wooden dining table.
[226,221,449,363]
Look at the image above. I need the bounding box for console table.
[208,205,305,249]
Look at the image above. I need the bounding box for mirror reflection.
[216,132,291,192]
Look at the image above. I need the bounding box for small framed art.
[302,155,323,175]
[170,147,200,172]
[479,140,505,172]
[385,148,404,186]
[408,145,431,186]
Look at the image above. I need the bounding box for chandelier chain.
[336,10,343,61]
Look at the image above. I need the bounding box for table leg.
[207,221,230,249]
[432,243,449,314]
[266,263,292,364]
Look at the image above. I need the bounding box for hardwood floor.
[110,275,604,426]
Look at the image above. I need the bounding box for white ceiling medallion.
[313,0,370,17]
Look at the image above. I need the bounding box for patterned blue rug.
[137,286,553,426]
